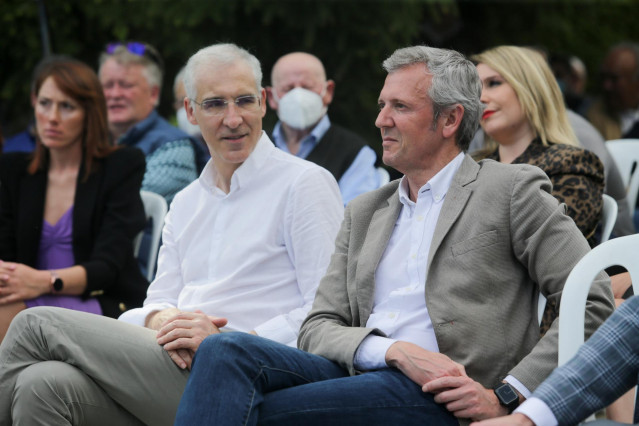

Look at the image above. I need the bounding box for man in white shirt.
[173,46,614,426]
[0,43,343,426]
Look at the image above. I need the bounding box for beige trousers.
[0,307,189,426]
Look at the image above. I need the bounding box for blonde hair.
[471,46,578,151]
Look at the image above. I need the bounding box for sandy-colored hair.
[471,45,578,151]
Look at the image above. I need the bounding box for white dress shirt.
[514,397,558,426]
[119,132,343,347]
[354,152,464,369]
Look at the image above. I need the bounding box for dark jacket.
[0,147,148,317]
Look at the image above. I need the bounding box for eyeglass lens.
[198,96,260,115]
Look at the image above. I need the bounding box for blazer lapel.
[73,161,100,251]
[356,186,403,325]
[428,154,479,268]
[19,170,47,265]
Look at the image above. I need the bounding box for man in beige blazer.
[173,46,615,426]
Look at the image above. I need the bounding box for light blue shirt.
[272,115,379,204]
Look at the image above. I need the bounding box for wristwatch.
[494,383,520,413]
[50,271,64,293]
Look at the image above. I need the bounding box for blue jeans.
[174,333,457,425]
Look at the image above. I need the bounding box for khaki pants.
[0,307,189,426]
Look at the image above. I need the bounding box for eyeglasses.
[190,95,261,116]
[105,42,164,69]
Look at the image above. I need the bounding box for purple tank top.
[25,206,102,314]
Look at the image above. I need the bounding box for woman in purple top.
[0,58,148,342]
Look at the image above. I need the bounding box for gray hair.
[609,42,639,80]
[98,44,163,105]
[382,46,483,151]
[183,43,262,102]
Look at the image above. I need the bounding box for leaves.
[1,0,638,155]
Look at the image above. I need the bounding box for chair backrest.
[558,233,639,366]
[377,167,391,187]
[600,194,618,243]
[133,191,168,282]
[606,139,639,212]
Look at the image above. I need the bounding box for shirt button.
[416,215,424,221]
[411,254,417,259]
[388,313,396,319]
[434,194,442,201]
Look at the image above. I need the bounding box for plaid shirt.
[534,295,639,425]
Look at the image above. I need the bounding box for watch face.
[53,278,64,292]
[496,384,518,406]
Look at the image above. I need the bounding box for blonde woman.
[472,46,604,245]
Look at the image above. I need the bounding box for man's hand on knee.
[385,341,467,386]
[423,376,509,421]
[166,348,195,370]
[156,310,228,369]
[145,307,183,331]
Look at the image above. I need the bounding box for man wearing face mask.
[268,52,380,204]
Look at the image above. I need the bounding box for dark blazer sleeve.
[75,147,147,302]
[0,153,33,261]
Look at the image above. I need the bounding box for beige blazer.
[299,154,614,394]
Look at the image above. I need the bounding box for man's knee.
[195,332,273,368]
[13,362,74,418]
[10,306,61,330]
[198,332,254,357]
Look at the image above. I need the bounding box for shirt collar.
[198,131,274,195]
[118,110,158,145]
[272,114,331,156]
[398,152,465,207]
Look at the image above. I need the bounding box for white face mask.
[176,106,201,136]
[275,87,327,130]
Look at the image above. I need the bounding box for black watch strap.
[50,271,64,293]
[494,383,520,413]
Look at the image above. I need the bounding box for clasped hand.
[0,261,47,304]
[156,309,228,370]
[386,341,507,421]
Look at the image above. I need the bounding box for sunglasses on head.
[105,41,163,69]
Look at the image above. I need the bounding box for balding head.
[271,52,326,87]
[268,52,334,111]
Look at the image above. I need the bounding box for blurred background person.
[172,65,208,163]
[267,52,379,205]
[98,41,202,203]
[587,42,639,141]
[550,53,592,117]
[0,57,148,342]
[173,66,202,138]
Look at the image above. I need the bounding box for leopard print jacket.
[481,139,605,245]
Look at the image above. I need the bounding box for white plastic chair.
[557,234,639,421]
[600,194,618,243]
[377,167,390,187]
[606,139,639,212]
[133,190,168,282]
